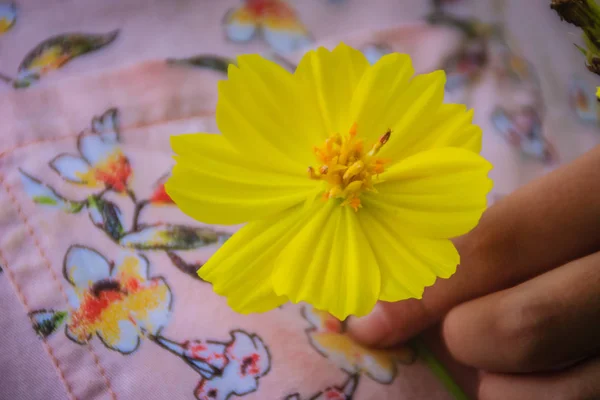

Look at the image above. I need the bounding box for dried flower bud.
[551,0,597,28]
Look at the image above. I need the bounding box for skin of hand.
[348,145,600,400]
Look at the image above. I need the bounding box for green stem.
[412,337,469,400]
[132,199,149,232]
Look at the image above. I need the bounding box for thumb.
[348,146,600,346]
[347,235,476,347]
[347,297,435,347]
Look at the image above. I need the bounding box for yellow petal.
[166,133,317,225]
[383,104,482,161]
[350,53,480,159]
[365,147,493,239]
[380,69,445,139]
[294,42,370,136]
[350,53,445,146]
[218,54,320,172]
[359,209,459,301]
[170,132,309,183]
[272,203,380,320]
[199,207,310,313]
[348,53,415,142]
[420,104,481,152]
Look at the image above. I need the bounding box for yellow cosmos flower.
[166,43,492,319]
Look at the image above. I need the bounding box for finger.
[349,145,600,346]
[443,250,600,373]
[420,324,481,399]
[478,356,600,400]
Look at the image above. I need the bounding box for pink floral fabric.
[1,1,599,399]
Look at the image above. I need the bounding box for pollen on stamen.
[349,122,358,137]
[373,159,389,175]
[314,147,328,163]
[343,197,362,212]
[308,167,320,180]
[354,140,364,154]
[342,161,364,182]
[350,197,361,211]
[309,125,392,212]
[380,129,391,145]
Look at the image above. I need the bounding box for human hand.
[348,146,600,399]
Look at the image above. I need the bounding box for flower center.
[308,123,390,211]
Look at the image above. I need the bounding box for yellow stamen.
[349,197,362,211]
[343,180,363,195]
[349,122,358,137]
[380,129,391,144]
[343,160,364,182]
[309,124,391,211]
[341,196,362,211]
[328,185,343,198]
[330,164,347,173]
[367,129,391,157]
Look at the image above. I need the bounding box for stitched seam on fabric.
[0,108,215,397]
[0,250,78,400]
[0,111,216,159]
[0,174,118,400]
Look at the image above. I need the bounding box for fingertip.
[442,299,504,371]
[347,300,430,347]
[347,303,392,346]
[441,305,471,363]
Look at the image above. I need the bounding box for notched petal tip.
[226,62,239,76]
[333,41,359,53]
[296,42,370,76]
[476,156,495,176]
[333,41,369,63]
[169,133,191,155]
[465,106,475,119]
[204,265,286,314]
[403,70,447,101]
[375,52,414,70]
[236,53,291,74]
[419,69,447,87]
[271,205,381,320]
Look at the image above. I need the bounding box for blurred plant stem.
[551,0,600,75]
[412,337,469,400]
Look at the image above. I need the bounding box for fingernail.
[347,303,388,346]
